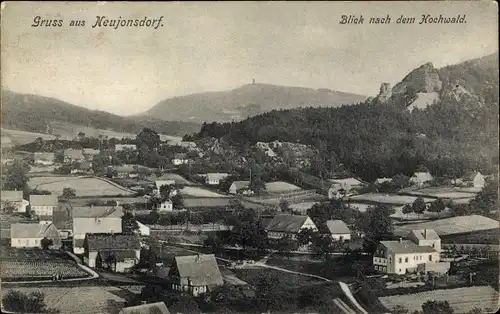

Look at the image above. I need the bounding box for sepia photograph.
[0,1,498,313]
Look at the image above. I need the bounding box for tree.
[254,273,290,312]
[297,228,316,246]
[2,290,59,313]
[358,204,395,253]
[249,175,266,195]
[62,187,76,199]
[159,184,173,201]
[2,202,16,214]
[392,174,410,189]
[4,160,30,191]
[412,197,427,218]
[421,300,454,314]
[428,198,446,217]
[122,211,139,234]
[402,204,413,218]
[171,194,184,210]
[137,128,161,150]
[40,237,53,250]
[168,295,200,314]
[467,308,483,314]
[210,284,246,310]
[279,199,290,213]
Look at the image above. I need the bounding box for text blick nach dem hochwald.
[339,14,467,25]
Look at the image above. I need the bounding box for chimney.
[399,238,402,243]
[424,229,427,238]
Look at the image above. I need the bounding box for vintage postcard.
[0,1,498,313]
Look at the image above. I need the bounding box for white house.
[115,144,137,152]
[1,190,29,213]
[33,152,55,166]
[82,148,100,161]
[229,180,250,195]
[29,194,58,216]
[204,173,230,185]
[10,223,61,249]
[84,233,141,271]
[373,228,449,275]
[472,172,486,188]
[172,153,189,165]
[136,221,150,236]
[63,149,84,163]
[157,199,173,212]
[409,172,434,188]
[375,178,392,185]
[264,214,318,240]
[325,220,351,241]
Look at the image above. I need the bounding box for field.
[28,176,134,196]
[349,193,434,205]
[1,128,57,145]
[409,186,482,197]
[394,215,499,236]
[265,181,302,193]
[378,286,499,313]
[289,201,319,214]
[390,205,454,221]
[153,173,193,185]
[180,186,228,198]
[0,286,127,314]
[0,247,90,281]
[69,196,147,206]
[440,228,500,245]
[232,267,324,289]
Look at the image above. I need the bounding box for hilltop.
[0,90,201,137]
[186,52,499,181]
[142,83,368,123]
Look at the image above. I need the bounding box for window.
[419,256,422,260]
[398,257,402,263]
[429,255,432,261]
[405,257,408,263]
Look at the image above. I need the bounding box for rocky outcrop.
[392,62,443,95]
[376,83,392,103]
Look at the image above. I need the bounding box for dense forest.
[186,54,499,181]
[1,90,200,136]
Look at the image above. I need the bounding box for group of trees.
[391,300,489,314]
[2,290,59,313]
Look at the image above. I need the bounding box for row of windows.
[398,255,432,263]
[16,239,39,245]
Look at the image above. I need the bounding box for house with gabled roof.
[167,254,223,296]
[409,172,434,188]
[84,233,141,271]
[1,190,29,213]
[471,171,486,188]
[373,228,449,275]
[63,148,84,163]
[204,173,230,185]
[375,177,392,185]
[34,152,55,165]
[264,214,318,240]
[29,194,58,216]
[119,302,170,314]
[229,180,251,195]
[10,223,61,248]
[325,220,351,241]
[72,205,124,254]
[172,153,189,165]
[82,148,100,161]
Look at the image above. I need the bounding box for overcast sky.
[1,1,498,115]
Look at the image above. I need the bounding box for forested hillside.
[186,53,499,181]
[1,90,200,136]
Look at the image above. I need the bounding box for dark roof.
[410,229,440,241]
[172,254,223,287]
[98,250,138,262]
[11,223,57,238]
[265,214,312,233]
[325,220,351,235]
[1,190,23,202]
[85,233,141,251]
[29,194,58,206]
[380,240,437,254]
[52,206,73,229]
[119,302,170,314]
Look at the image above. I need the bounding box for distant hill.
[187,52,499,181]
[0,90,201,137]
[142,83,368,123]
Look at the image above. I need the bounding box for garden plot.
[379,286,499,313]
[28,176,134,196]
[349,193,434,205]
[394,215,499,236]
[265,181,302,193]
[180,186,228,198]
[391,205,454,220]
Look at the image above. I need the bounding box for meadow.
[180,186,228,198]
[28,176,134,196]
[349,193,434,205]
[265,181,303,193]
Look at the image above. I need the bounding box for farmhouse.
[172,153,189,165]
[409,172,434,188]
[84,233,141,271]
[375,177,392,185]
[325,220,351,241]
[29,194,58,216]
[204,173,230,185]
[168,254,223,296]
[136,221,150,236]
[119,302,170,314]
[52,205,73,238]
[82,148,100,161]
[229,180,250,195]
[471,171,485,188]
[71,161,93,174]
[328,183,349,200]
[265,214,318,240]
[72,205,124,254]
[408,229,441,252]
[113,165,139,179]
[115,144,137,152]
[157,199,173,212]
[10,223,61,248]
[1,190,29,213]
[34,152,55,165]
[63,148,84,163]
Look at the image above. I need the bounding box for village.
[1,129,498,314]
